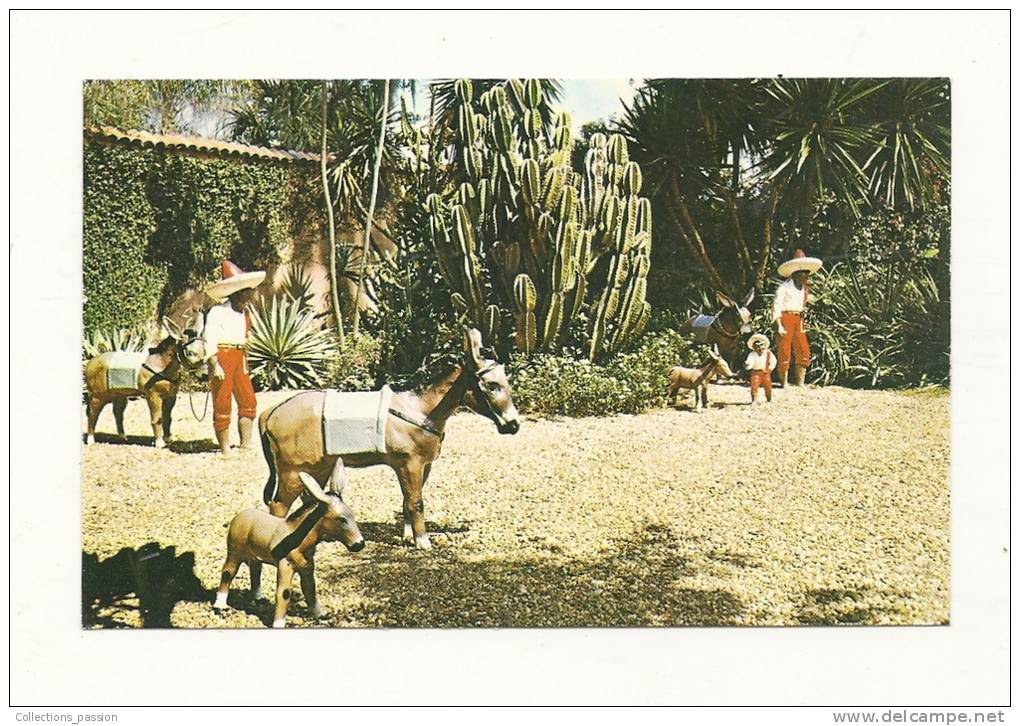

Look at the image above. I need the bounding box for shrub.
[809,261,949,388]
[509,328,697,417]
[321,333,381,391]
[247,297,334,390]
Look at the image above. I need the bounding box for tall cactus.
[427,78,653,360]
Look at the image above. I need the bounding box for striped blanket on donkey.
[322,386,393,455]
[104,351,148,390]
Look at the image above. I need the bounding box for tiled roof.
[83,126,322,165]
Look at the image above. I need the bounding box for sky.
[186,79,643,141]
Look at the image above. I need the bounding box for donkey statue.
[214,472,365,628]
[259,328,521,550]
[667,346,735,411]
[679,289,755,367]
[84,316,208,448]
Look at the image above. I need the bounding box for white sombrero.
[777,249,823,278]
[205,260,266,302]
[747,333,770,350]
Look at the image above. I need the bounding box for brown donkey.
[214,472,364,628]
[84,317,208,448]
[666,347,735,411]
[259,328,521,550]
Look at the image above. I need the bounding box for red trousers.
[777,312,811,376]
[749,370,773,401]
[211,347,257,432]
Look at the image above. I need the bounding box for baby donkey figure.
[214,473,364,628]
[666,347,735,411]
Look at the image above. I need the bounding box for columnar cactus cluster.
[427,78,652,360]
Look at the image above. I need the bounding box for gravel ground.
[81,382,949,628]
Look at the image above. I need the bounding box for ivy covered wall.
[83,143,300,334]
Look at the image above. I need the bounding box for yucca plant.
[247,296,335,390]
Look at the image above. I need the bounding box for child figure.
[745,333,776,404]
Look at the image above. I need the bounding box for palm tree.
[862,78,950,211]
[617,77,949,293]
[618,78,774,292]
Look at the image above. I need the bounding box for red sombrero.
[204,260,266,301]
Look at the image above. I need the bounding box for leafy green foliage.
[368,95,460,378]
[809,261,948,388]
[83,145,166,333]
[228,80,402,223]
[616,78,951,299]
[321,332,382,391]
[84,80,248,135]
[83,144,294,334]
[509,328,697,417]
[247,297,335,390]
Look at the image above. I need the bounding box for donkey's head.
[161,315,207,368]
[708,346,735,379]
[461,328,521,435]
[716,289,755,335]
[297,472,365,553]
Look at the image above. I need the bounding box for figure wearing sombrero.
[772,249,823,387]
[744,333,776,404]
[203,261,265,455]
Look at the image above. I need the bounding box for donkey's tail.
[261,430,278,506]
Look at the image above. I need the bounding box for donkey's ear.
[463,328,484,370]
[189,310,205,335]
[742,288,755,307]
[162,316,183,340]
[715,291,736,309]
[298,472,331,505]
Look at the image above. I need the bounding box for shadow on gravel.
[794,587,898,625]
[82,543,211,628]
[326,523,746,627]
[356,516,473,547]
[167,438,222,454]
[82,433,220,454]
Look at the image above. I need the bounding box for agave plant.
[82,325,151,360]
[247,296,335,390]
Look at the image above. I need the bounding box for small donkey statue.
[666,346,735,411]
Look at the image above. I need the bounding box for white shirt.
[745,349,776,372]
[772,278,809,320]
[202,302,250,360]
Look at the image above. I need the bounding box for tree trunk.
[353,79,390,336]
[320,81,345,346]
[721,188,753,289]
[754,186,781,288]
[667,175,729,294]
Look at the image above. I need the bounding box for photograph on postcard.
[80,78,950,629]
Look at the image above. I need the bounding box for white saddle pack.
[321,386,393,456]
[105,351,148,390]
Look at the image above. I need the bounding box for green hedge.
[509,328,700,417]
[83,144,297,334]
